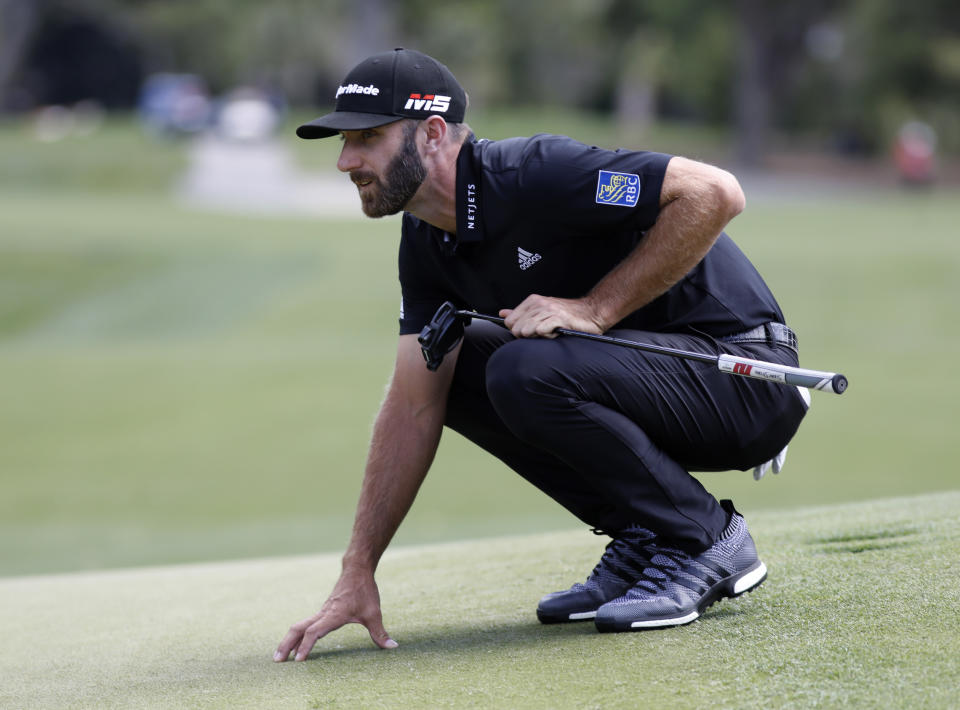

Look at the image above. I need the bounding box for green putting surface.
[3,492,958,709]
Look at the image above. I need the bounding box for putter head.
[418,301,465,371]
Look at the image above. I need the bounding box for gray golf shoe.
[537,527,655,624]
[594,500,766,632]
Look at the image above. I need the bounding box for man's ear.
[421,116,448,153]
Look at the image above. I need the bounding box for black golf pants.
[444,320,809,553]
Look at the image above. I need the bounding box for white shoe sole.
[599,559,768,632]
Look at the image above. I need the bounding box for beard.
[353,122,427,218]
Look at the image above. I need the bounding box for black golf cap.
[296,48,466,139]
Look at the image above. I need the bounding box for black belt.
[719,322,798,353]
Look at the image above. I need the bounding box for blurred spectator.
[893,121,937,186]
[214,87,284,142]
[138,73,211,137]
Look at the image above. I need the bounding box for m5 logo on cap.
[404,94,451,113]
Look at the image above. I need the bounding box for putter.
[419,301,848,395]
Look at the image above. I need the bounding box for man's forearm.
[273,338,456,662]
[341,377,447,574]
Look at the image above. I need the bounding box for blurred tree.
[0,0,41,110]
[605,1,734,123]
[2,0,958,156]
[764,0,960,158]
[1,0,146,108]
[27,6,142,107]
[733,0,845,165]
[614,29,670,133]
[848,0,960,154]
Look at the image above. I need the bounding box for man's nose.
[337,142,362,173]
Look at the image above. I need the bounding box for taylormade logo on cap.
[335,83,381,99]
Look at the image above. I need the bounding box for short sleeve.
[397,215,454,336]
[514,135,671,233]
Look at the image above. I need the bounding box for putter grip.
[716,354,848,395]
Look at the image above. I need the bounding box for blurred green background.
[1,1,958,577]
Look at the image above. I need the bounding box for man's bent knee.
[485,339,574,441]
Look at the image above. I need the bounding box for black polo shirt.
[397,133,784,336]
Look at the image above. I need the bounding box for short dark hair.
[404,117,470,144]
[447,121,471,142]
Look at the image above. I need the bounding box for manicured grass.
[1,492,957,709]
[0,190,572,575]
[2,183,959,576]
[0,116,189,192]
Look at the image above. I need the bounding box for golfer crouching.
[275,49,808,661]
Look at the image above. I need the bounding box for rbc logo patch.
[595,170,641,207]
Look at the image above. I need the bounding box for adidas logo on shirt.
[518,247,542,271]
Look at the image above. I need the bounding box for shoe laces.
[630,538,740,598]
[632,545,693,593]
[583,526,656,589]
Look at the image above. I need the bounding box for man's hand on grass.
[274,571,397,662]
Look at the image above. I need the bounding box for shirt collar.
[454,134,484,244]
